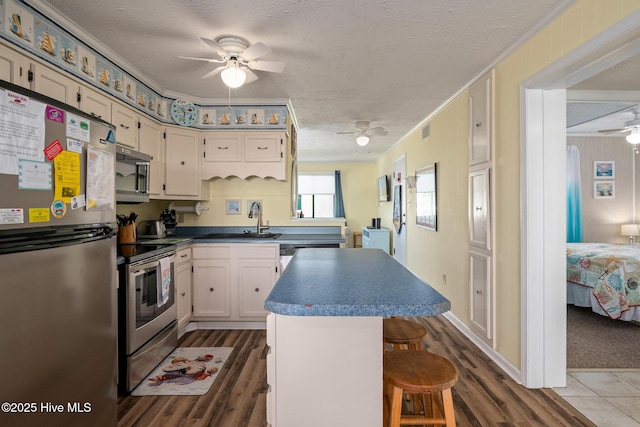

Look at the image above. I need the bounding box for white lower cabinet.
[192,245,232,317]
[175,247,192,337]
[192,243,279,321]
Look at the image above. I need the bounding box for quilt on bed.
[567,243,640,319]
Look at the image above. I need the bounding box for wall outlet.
[442,273,447,285]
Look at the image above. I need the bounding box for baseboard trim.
[185,321,267,331]
[442,311,523,385]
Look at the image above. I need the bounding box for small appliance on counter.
[160,209,177,236]
[137,220,166,239]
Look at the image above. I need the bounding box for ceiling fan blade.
[242,42,271,60]
[179,56,225,63]
[201,65,226,79]
[200,37,228,57]
[337,131,356,135]
[369,127,388,136]
[598,128,629,134]
[241,67,259,84]
[248,60,285,73]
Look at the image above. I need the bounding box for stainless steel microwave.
[115,144,151,203]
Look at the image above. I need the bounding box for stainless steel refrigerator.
[0,81,117,427]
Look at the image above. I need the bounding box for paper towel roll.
[168,202,208,216]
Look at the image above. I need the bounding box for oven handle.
[130,254,176,275]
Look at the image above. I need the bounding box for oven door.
[125,253,177,354]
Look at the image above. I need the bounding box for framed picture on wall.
[594,161,615,179]
[594,181,615,199]
[226,199,241,214]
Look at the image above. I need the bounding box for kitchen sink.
[194,232,281,239]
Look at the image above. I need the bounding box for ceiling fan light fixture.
[626,128,640,144]
[220,61,246,88]
[356,135,370,146]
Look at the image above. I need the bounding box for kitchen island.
[264,248,450,427]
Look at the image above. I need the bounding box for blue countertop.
[264,248,451,317]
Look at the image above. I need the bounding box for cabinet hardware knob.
[475,206,482,211]
[181,254,187,258]
[210,287,214,292]
[476,122,482,127]
[476,290,482,294]
[217,146,229,150]
[181,161,185,165]
[257,146,269,150]
[255,288,260,292]
[120,124,129,129]
[181,292,186,296]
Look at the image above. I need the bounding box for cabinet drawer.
[204,132,242,162]
[192,245,231,259]
[244,133,281,162]
[238,245,278,259]
[176,247,192,264]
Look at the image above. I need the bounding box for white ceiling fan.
[598,107,640,144]
[179,35,284,88]
[337,121,388,146]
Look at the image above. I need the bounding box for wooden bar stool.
[383,350,458,427]
[383,318,427,351]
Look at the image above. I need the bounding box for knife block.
[118,223,136,244]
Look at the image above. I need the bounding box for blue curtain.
[334,170,346,218]
[566,145,583,242]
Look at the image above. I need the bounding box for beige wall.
[375,0,640,368]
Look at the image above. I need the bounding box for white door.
[393,155,407,265]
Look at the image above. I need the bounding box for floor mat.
[131,347,233,396]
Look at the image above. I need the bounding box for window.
[297,173,335,218]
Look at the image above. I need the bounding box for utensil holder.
[118,223,136,244]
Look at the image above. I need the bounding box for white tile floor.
[554,371,640,426]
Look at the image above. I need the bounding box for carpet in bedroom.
[567,305,640,369]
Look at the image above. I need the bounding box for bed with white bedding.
[567,243,640,321]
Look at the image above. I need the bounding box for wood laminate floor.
[118,316,595,427]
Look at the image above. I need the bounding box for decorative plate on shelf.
[170,99,198,126]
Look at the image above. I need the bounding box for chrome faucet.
[248,201,270,234]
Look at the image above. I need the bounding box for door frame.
[520,11,640,388]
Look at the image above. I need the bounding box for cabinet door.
[78,85,111,122]
[164,127,200,196]
[31,64,78,105]
[469,167,491,249]
[468,70,493,165]
[138,116,163,196]
[176,260,192,328]
[203,131,242,162]
[245,132,283,162]
[237,259,277,317]
[192,259,231,317]
[0,43,28,88]
[112,103,138,149]
[469,251,492,345]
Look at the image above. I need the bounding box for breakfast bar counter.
[264,248,450,427]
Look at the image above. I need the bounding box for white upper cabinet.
[164,126,202,197]
[78,84,112,122]
[202,130,286,180]
[31,63,78,106]
[0,43,28,88]
[112,103,138,149]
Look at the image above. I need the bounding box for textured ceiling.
[38,0,566,162]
